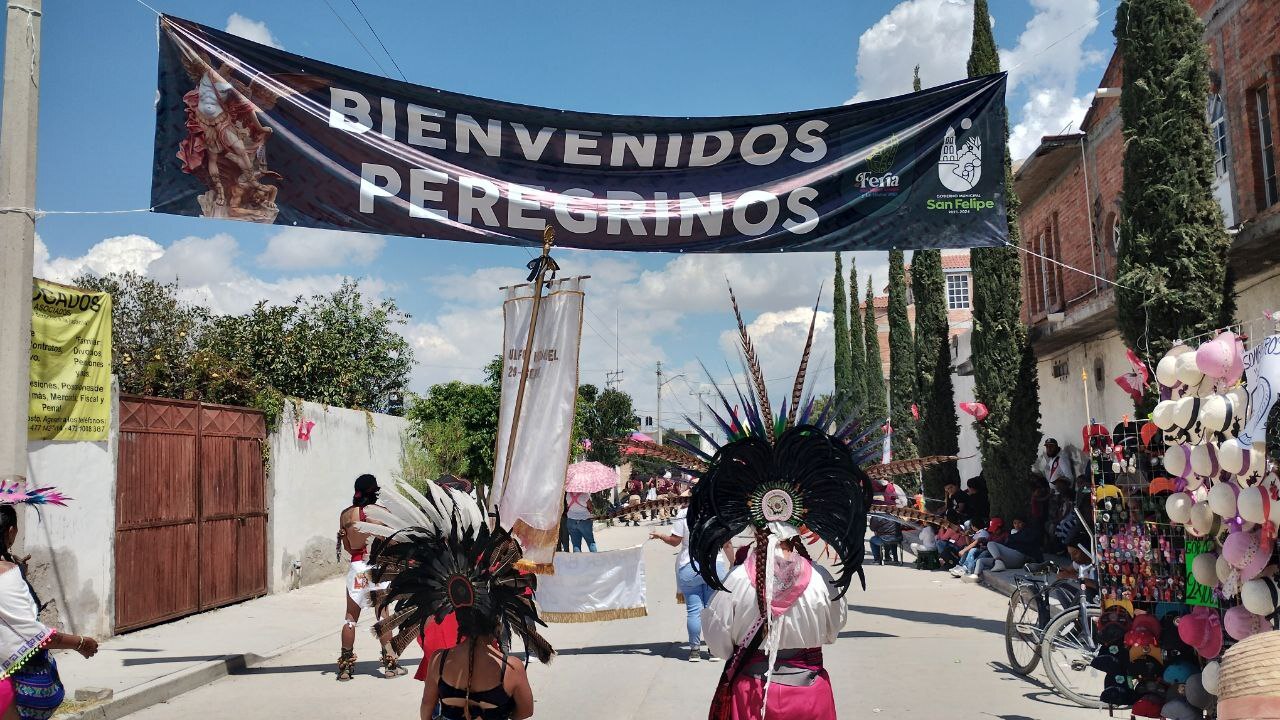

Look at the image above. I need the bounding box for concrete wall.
[266,400,408,593]
[1033,331,1132,458]
[22,378,118,639]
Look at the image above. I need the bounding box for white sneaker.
[962,573,980,583]
[949,566,965,578]
[991,560,1007,573]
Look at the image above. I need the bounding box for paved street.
[123,524,1106,719]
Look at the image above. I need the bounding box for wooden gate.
[115,396,268,632]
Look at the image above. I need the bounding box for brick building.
[1015,0,1280,445]
[864,250,974,380]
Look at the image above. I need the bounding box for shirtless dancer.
[336,474,407,681]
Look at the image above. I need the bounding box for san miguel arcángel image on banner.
[150,15,1009,253]
[29,280,112,441]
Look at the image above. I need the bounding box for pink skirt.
[0,676,14,717]
[727,649,836,720]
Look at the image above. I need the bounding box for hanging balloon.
[958,402,988,422]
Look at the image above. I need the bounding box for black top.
[1003,524,1044,562]
[437,649,516,720]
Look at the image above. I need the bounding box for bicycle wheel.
[1041,606,1105,708]
[1004,585,1042,675]
[1046,580,1079,616]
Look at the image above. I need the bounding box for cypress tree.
[912,248,961,498]
[847,258,867,412]
[887,250,918,470]
[832,253,854,398]
[911,64,961,499]
[863,280,887,422]
[1114,0,1231,409]
[967,0,1040,518]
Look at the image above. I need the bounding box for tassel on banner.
[542,607,647,623]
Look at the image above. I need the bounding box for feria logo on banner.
[937,119,983,193]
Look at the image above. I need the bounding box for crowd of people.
[868,437,1098,587]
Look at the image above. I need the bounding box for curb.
[58,624,352,720]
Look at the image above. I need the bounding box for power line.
[345,0,408,81]
[319,0,393,78]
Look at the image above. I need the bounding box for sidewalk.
[56,577,353,719]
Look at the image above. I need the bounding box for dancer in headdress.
[620,285,876,720]
[358,481,554,720]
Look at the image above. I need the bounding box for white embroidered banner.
[538,546,647,622]
[491,277,585,566]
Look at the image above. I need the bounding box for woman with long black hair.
[0,482,97,719]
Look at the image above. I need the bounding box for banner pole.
[492,226,556,517]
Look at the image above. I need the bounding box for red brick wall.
[1209,0,1280,222]
[1019,0,1280,327]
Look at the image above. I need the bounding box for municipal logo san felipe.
[928,118,996,213]
[853,134,901,194]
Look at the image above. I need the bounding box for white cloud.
[717,306,836,404]
[38,232,386,317]
[1000,0,1101,93]
[224,13,281,49]
[1001,0,1101,159]
[847,0,974,103]
[36,234,163,283]
[257,228,386,270]
[1009,89,1094,160]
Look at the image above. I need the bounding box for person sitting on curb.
[948,518,998,578]
[967,516,1044,583]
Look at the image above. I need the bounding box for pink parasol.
[564,461,619,493]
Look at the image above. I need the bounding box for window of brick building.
[1256,84,1278,207]
[1210,94,1230,177]
[946,272,970,310]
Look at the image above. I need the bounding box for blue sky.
[32,0,1116,425]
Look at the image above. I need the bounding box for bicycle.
[1039,509,1108,708]
[1003,560,1078,675]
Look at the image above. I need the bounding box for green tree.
[832,253,854,398]
[73,271,211,398]
[407,356,502,501]
[847,259,867,411]
[887,250,918,473]
[863,280,886,421]
[200,280,412,414]
[1114,0,1232,409]
[911,248,961,499]
[583,387,638,467]
[910,63,962,499]
[967,0,1041,518]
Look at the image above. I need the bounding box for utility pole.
[0,0,42,482]
[690,388,709,424]
[605,369,624,390]
[655,361,663,445]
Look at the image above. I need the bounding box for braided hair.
[0,506,44,611]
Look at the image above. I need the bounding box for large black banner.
[152,16,1009,253]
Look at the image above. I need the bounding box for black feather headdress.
[361,481,554,663]
[618,283,879,599]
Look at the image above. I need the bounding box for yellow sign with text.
[28,280,112,441]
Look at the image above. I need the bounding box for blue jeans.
[676,562,713,648]
[869,535,899,562]
[961,548,990,573]
[565,517,597,552]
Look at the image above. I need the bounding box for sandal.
[337,649,356,681]
[380,651,407,678]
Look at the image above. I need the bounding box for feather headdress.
[0,478,69,507]
[617,284,884,601]
[363,481,553,663]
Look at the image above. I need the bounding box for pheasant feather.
[727,281,774,443]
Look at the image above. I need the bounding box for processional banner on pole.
[491,277,584,566]
[151,16,1009,252]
